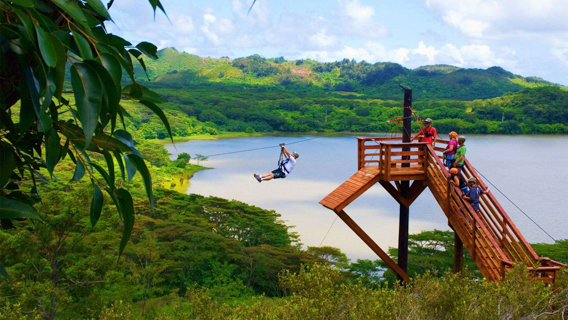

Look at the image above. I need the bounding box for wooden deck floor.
[319,166,381,213]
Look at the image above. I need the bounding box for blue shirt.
[466,185,484,212]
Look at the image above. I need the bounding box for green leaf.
[71,159,85,181]
[0,142,16,188]
[135,41,158,59]
[116,188,134,258]
[122,154,136,182]
[92,133,130,153]
[83,60,119,111]
[122,84,166,103]
[47,34,66,100]
[99,54,121,132]
[35,25,57,67]
[51,0,91,31]
[102,150,115,188]
[60,137,70,161]
[90,180,103,227]
[37,112,53,133]
[86,0,111,20]
[71,63,103,147]
[92,163,113,188]
[148,0,167,18]
[139,100,173,142]
[72,28,94,60]
[98,53,122,96]
[0,197,41,220]
[113,150,126,181]
[126,154,154,210]
[45,128,61,176]
[10,0,36,8]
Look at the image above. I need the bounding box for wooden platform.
[319,166,381,213]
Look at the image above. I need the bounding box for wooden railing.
[357,135,562,283]
[357,137,407,169]
[424,144,512,281]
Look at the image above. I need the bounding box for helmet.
[424,118,432,124]
[458,136,466,143]
[450,168,458,174]
[449,131,458,138]
[467,177,477,183]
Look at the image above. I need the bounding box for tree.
[194,154,209,165]
[0,0,172,267]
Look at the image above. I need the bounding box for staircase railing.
[425,144,512,281]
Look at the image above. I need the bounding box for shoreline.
[155,131,568,145]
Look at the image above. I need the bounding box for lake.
[165,135,568,261]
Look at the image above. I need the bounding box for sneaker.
[254,174,262,183]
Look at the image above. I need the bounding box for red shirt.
[418,126,437,145]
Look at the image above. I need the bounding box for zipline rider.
[254,143,299,182]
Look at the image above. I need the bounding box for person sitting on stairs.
[254,143,299,182]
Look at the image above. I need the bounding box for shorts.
[445,154,455,168]
[272,168,287,179]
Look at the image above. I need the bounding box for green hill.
[133,49,562,101]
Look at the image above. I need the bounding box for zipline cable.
[203,124,377,158]
[319,216,338,246]
[473,167,557,242]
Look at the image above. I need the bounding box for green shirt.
[454,145,466,165]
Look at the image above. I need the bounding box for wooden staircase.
[320,137,563,284]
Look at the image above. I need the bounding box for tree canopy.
[0,0,171,261]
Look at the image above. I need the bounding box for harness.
[278,150,290,174]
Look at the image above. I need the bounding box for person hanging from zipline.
[254,143,299,182]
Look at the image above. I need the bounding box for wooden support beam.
[404,180,427,207]
[453,231,464,273]
[379,181,407,207]
[335,210,410,283]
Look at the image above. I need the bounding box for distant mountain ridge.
[135,48,561,101]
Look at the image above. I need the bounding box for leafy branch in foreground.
[0,0,172,267]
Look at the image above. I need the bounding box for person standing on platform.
[443,131,458,170]
[452,136,467,174]
[412,118,437,146]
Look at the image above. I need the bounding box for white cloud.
[200,13,235,46]
[424,0,568,39]
[298,41,512,71]
[337,0,389,38]
[309,30,339,48]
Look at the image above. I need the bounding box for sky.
[106,0,568,85]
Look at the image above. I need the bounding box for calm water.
[165,135,568,261]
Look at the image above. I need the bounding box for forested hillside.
[112,49,568,138]
[120,84,568,142]
[135,48,560,100]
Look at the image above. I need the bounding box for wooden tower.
[319,89,563,284]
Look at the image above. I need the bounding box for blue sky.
[106,0,568,85]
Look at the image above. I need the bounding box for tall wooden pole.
[398,88,412,280]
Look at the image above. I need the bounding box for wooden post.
[453,232,464,273]
[398,88,412,280]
